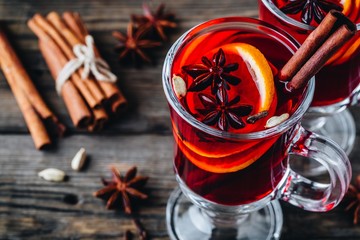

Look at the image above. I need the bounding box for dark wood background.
[0,0,359,239]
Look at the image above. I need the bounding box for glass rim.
[162,17,315,140]
[260,0,360,31]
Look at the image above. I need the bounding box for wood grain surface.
[0,0,359,239]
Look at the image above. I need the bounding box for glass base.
[166,188,283,240]
[303,109,355,155]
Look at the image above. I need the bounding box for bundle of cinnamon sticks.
[0,25,65,150]
[28,12,127,131]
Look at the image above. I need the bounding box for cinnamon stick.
[280,10,356,91]
[288,25,355,90]
[62,11,128,113]
[38,39,91,128]
[32,14,104,108]
[63,12,89,45]
[28,19,91,128]
[45,12,106,105]
[2,65,51,149]
[0,25,65,137]
[88,108,108,132]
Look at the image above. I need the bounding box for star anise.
[113,22,161,63]
[280,0,343,24]
[345,175,360,224]
[182,48,241,94]
[132,3,177,40]
[196,89,253,131]
[93,165,149,214]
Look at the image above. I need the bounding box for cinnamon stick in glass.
[279,10,356,91]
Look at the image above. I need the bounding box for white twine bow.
[56,35,117,94]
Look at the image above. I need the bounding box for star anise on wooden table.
[345,175,360,224]
[280,0,343,24]
[196,89,253,131]
[132,3,177,40]
[113,22,161,63]
[93,165,149,214]
[182,48,241,94]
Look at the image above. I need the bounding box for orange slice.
[342,0,353,18]
[344,0,360,22]
[221,43,275,113]
[172,120,259,158]
[331,36,360,65]
[174,127,279,173]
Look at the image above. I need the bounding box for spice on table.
[28,18,92,128]
[345,175,360,224]
[71,147,87,171]
[113,22,161,63]
[124,219,148,240]
[38,168,66,182]
[61,12,128,115]
[0,25,66,150]
[124,230,133,240]
[93,165,149,214]
[28,12,128,131]
[131,3,177,40]
[133,218,148,240]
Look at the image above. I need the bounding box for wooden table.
[0,0,359,239]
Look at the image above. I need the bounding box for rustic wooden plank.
[0,134,175,239]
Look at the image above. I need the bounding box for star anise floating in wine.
[132,3,177,40]
[93,165,149,214]
[182,48,241,94]
[113,23,161,63]
[196,89,253,131]
[280,0,343,24]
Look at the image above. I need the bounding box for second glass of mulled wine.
[259,0,360,157]
[163,17,352,240]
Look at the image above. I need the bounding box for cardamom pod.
[172,74,187,98]
[265,113,290,128]
[71,147,87,171]
[38,168,66,182]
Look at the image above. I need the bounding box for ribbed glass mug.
[162,17,351,240]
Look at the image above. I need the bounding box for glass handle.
[279,126,351,212]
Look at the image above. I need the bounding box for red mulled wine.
[169,18,305,205]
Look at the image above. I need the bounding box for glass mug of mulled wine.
[162,17,351,240]
[259,0,360,158]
